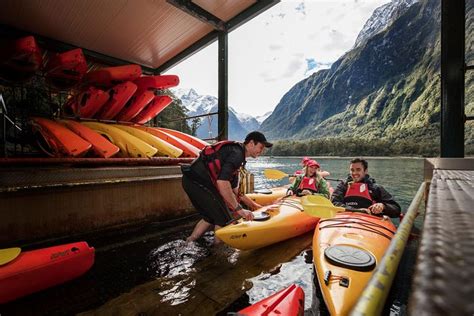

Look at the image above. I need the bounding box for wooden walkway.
[410,158,474,315]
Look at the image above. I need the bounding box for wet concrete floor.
[0,209,423,316]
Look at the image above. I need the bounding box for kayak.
[313,212,396,315]
[60,120,120,158]
[85,64,142,87]
[133,75,180,92]
[115,90,155,122]
[113,124,183,158]
[215,197,319,250]
[45,48,88,90]
[97,81,137,120]
[0,242,95,304]
[158,127,209,150]
[134,126,200,157]
[0,35,43,82]
[63,86,110,118]
[245,186,288,206]
[82,122,157,158]
[132,95,173,124]
[31,117,92,157]
[237,284,304,316]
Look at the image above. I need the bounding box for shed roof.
[0,0,278,73]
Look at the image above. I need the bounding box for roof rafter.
[167,0,226,32]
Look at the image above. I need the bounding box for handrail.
[350,181,427,316]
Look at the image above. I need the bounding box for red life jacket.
[343,182,374,209]
[200,140,244,185]
[297,176,318,193]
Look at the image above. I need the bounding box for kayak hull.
[97,81,137,120]
[215,197,319,250]
[85,64,142,87]
[157,127,209,150]
[63,86,110,118]
[245,187,288,206]
[0,242,95,304]
[31,117,92,157]
[45,48,88,90]
[0,36,43,81]
[313,212,396,315]
[115,90,155,122]
[238,284,304,316]
[132,95,173,124]
[134,126,199,157]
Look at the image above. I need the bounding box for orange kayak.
[135,126,200,157]
[158,127,209,150]
[31,117,91,157]
[0,242,94,304]
[238,284,304,316]
[85,64,142,87]
[60,120,120,158]
[313,212,396,315]
[45,48,88,90]
[132,95,173,124]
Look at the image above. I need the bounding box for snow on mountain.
[256,111,273,124]
[171,88,262,140]
[354,0,418,47]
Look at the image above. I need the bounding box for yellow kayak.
[245,186,288,206]
[81,122,157,158]
[215,197,319,250]
[113,125,183,158]
[313,212,396,315]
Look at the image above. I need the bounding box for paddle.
[301,195,369,219]
[263,169,341,181]
[0,247,21,265]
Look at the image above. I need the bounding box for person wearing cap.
[331,158,401,217]
[286,159,330,198]
[182,131,273,243]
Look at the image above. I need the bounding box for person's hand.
[286,189,294,196]
[301,189,312,196]
[368,203,384,215]
[237,209,254,221]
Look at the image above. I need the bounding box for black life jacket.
[343,182,374,209]
[200,140,245,185]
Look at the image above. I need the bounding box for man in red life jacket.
[331,158,401,217]
[182,131,273,243]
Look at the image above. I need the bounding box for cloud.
[268,44,283,51]
[282,58,304,77]
[295,2,306,16]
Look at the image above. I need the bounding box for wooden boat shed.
[0,0,279,244]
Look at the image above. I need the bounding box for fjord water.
[247,156,424,211]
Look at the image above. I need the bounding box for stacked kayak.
[215,197,319,250]
[312,212,396,315]
[237,284,304,316]
[45,48,88,90]
[0,35,43,82]
[0,242,95,304]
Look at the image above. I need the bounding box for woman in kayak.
[287,159,330,198]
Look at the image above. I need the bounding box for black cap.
[244,131,273,148]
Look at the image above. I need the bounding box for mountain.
[261,0,472,143]
[354,0,419,48]
[173,88,261,140]
[255,111,273,124]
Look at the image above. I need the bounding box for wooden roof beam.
[167,0,226,32]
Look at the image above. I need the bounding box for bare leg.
[213,225,223,245]
[187,219,212,242]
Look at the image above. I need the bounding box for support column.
[440,0,465,157]
[218,31,228,141]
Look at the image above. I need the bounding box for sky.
[166,0,389,117]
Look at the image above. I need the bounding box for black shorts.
[181,165,234,226]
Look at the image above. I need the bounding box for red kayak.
[158,127,209,150]
[85,64,142,87]
[132,95,172,124]
[0,35,43,81]
[63,86,110,118]
[45,48,88,90]
[31,117,92,157]
[97,81,137,120]
[0,242,95,304]
[133,75,180,92]
[237,284,305,316]
[136,126,200,157]
[115,90,155,122]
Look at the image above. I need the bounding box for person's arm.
[368,185,401,218]
[287,176,302,195]
[216,180,254,220]
[239,193,262,210]
[331,181,347,206]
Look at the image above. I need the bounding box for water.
[247,156,424,211]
